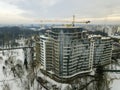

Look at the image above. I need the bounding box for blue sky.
[0,0,120,24]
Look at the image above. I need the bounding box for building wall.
[39,27,113,77]
[61,39,91,76]
[40,36,47,70]
[93,37,112,66]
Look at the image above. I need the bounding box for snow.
[15,49,25,63]
[0,49,25,90]
[110,65,120,90]
[0,48,120,90]
[37,70,72,90]
[111,80,120,90]
[0,48,44,90]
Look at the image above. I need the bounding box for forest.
[0,26,39,46]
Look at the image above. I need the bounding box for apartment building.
[89,35,112,66]
[39,27,112,78]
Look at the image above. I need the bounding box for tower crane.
[36,15,90,27]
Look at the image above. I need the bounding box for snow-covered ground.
[0,49,68,90]
[0,49,119,90]
[112,80,120,90]
[0,49,25,90]
[111,70,120,90]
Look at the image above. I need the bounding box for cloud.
[0,0,120,24]
[1,0,120,18]
[2,0,59,7]
[0,0,61,18]
[0,1,34,24]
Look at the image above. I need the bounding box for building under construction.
[37,26,112,82]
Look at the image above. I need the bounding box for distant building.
[38,27,112,78]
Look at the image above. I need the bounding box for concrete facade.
[39,27,112,78]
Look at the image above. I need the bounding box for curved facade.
[39,27,112,78]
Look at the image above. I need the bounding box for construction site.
[0,16,119,90]
[35,17,120,90]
